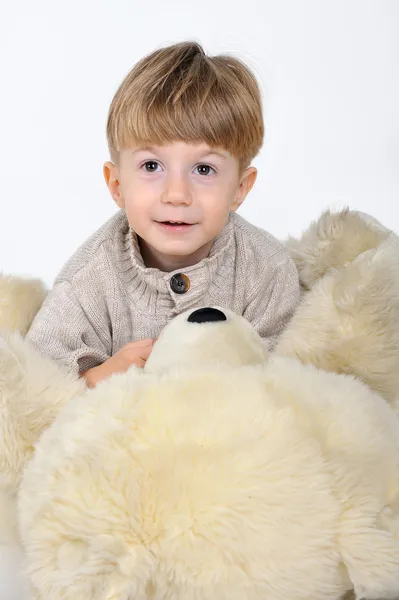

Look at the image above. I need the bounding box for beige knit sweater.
[26,210,300,374]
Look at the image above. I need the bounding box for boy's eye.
[141,162,215,175]
[143,161,160,172]
[195,164,215,176]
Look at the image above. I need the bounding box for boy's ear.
[231,167,257,212]
[103,162,125,209]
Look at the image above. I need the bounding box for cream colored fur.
[284,208,391,290]
[0,278,86,599]
[0,332,86,494]
[17,310,399,600]
[278,209,399,410]
[0,208,398,600]
[0,275,47,336]
[0,491,27,600]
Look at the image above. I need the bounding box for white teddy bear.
[1,208,399,600]
[17,306,399,600]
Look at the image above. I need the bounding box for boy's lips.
[155,221,196,232]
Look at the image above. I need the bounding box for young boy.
[26,41,300,388]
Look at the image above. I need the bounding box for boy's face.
[104,141,257,271]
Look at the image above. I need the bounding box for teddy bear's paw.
[25,535,155,600]
[343,528,399,600]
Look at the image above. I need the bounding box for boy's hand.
[82,339,154,388]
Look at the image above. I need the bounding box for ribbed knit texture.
[26,210,300,374]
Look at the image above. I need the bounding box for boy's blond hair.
[106,41,264,172]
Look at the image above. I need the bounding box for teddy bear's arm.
[0,331,86,493]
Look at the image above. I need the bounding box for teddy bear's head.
[145,306,267,373]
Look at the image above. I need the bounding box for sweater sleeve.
[243,254,300,352]
[25,279,111,375]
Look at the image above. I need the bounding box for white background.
[0,0,398,287]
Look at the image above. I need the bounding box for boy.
[26,41,300,388]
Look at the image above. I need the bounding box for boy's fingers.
[139,346,154,360]
[124,344,154,362]
[125,339,154,349]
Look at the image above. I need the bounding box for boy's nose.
[161,176,193,205]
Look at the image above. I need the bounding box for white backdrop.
[0,0,398,287]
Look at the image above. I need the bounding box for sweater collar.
[117,211,235,312]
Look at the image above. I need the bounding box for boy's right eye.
[143,161,160,172]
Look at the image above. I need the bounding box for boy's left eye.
[194,164,215,176]
[143,161,160,172]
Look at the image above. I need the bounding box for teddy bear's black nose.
[187,307,227,324]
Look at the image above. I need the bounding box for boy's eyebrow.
[204,150,228,160]
[131,146,228,159]
[131,146,156,155]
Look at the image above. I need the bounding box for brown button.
[170,273,190,294]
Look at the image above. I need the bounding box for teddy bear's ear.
[285,208,390,290]
[276,231,399,411]
[0,274,47,335]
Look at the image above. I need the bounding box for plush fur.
[0,275,47,336]
[17,310,399,600]
[0,277,85,599]
[284,208,391,291]
[0,209,398,600]
[278,210,399,410]
[0,492,27,600]
[0,332,85,494]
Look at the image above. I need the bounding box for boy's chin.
[156,242,202,258]
[152,239,214,268]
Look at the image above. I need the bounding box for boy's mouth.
[156,220,194,226]
[158,220,191,224]
[156,220,195,232]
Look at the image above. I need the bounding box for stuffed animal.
[1,208,399,600]
[15,305,399,600]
